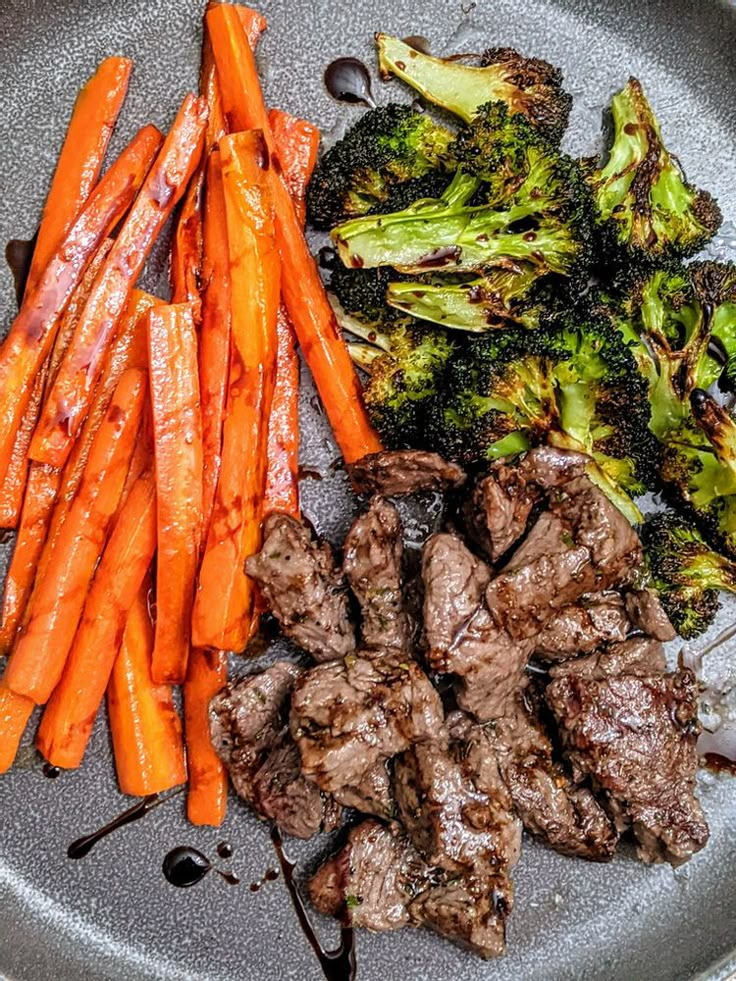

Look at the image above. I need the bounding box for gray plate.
[2,0,736,979]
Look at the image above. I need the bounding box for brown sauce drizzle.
[324,58,376,108]
[67,787,183,859]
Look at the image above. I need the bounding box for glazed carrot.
[199,150,231,533]
[0,125,161,487]
[0,682,35,775]
[235,4,267,47]
[184,647,228,825]
[148,303,203,684]
[192,131,280,651]
[206,4,382,464]
[36,472,157,769]
[107,580,186,797]
[0,377,43,528]
[4,368,148,705]
[31,95,207,470]
[27,57,133,295]
[268,108,320,225]
[170,175,204,317]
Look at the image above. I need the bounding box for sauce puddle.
[324,58,375,108]
[162,845,240,888]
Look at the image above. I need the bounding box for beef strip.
[549,637,667,680]
[533,592,630,661]
[245,513,355,661]
[517,445,589,489]
[290,648,443,818]
[342,496,411,650]
[625,588,677,641]
[209,662,340,838]
[422,533,532,721]
[546,665,709,865]
[349,449,466,497]
[463,464,537,563]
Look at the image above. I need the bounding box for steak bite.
[533,592,630,661]
[342,496,411,650]
[209,663,340,838]
[349,449,466,497]
[546,665,709,866]
[549,636,667,680]
[463,463,538,563]
[290,648,443,818]
[245,513,355,662]
[625,587,677,641]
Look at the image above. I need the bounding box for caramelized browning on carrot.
[31,95,208,470]
[0,682,35,775]
[148,303,203,684]
[107,581,187,797]
[184,647,228,825]
[27,57,133,295]
[170,173,204,317]
[0,125,162,488]
[206,4,382,464]
[36,471,158,769]
[4,368,148,705]
[192,130,280,651]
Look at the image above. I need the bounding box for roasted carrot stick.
[27,57,133,296]
[147,303,203,684]
[192,131,280,652]
[184,647,228,825]
[107,579,186,796]
[170,176,204,317]
[268,109,320,225]
[0,682,35,775]
[31,95,208,470]
[36,471,157,769]
[0,125,161,487]
[0,377,43,528]
[4,368,148,705]
[206,4,381,464]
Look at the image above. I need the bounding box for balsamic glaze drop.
[216,841,234,860]
[324,58,376,108]
[42,763,61,779]
[5,233,37,306]
[163,846,212,888]
[270,826,356,981]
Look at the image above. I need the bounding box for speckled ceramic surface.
[2,1,736,979]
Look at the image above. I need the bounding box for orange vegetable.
[192,130,280,651]
[36,471,158,769]
[0,682,35,775]
[107,579,187,797]
[184,647,228,825]
[147,303,203,684]
[170,174,204,318]
[206,3,382,464]
[27,57,133,295]
[0,376,44,528]
[32,94,208,470]
[4,368,148,705]
[268,108,320,226]
[0,125,162,488]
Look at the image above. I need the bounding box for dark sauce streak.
[270,826,356,981]
[42,762,61,779]
[416,245,462,269]
[324,58,376,108]
[298,465,324,482]
[67,787,183,859]
[5,234,37,307]
[250,867,280,892]
[402,35,431,55]
[0,529,14,546]
[704,752,736,776]
[162,845,241,888]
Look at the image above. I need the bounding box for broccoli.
[331,148,594,279]
[586,78,722,267]
[305,104,454,230]
[328,264,409,331]
[376,36,572,142]
[642,510,736,638]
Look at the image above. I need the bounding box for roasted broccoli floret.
[328,264,409,331]
[331,149,594,279]
[586,78,721,267]
[642,510,736,638]
[305,104,454,229]
[376,36,572,141]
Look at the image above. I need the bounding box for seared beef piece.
[550,637,667,680]
[343,496,410,650]
[349,449,466,497]
[534,592,630,661]
[493,697,618,861]
[290,648,443,818]
[245,513,355,661]
[309,820,513,959]
[625,588,676,641]
[422,533,531,721]
[209,663,340,838]
[463,464,537,563]
[547,666,709,866]
[517,445,588,488]
[334,759,394,818]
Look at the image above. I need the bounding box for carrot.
[268,109,320,225]
[27,57,133,295]
[0,682,35,775]
[170,173,204,317]
[0,125,162,488]
[36,471,157,769]
[147,303,203,684]
[4,368,148,705]
[31,94,208,470]
[199,150,231,533]
[0,377,43,528]
[0,242,115,655]
[107,580,186,796]
[184,647,228,825]
[205,4,382,464]
[192,130,280,652]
